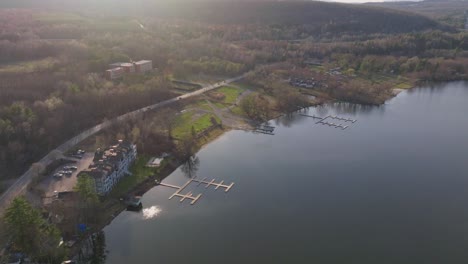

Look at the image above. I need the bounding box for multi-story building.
[110,62,136,73]
[106,60,152,80]
[105,67,124,80]
[134,60,153,73]
[79,140,137,196]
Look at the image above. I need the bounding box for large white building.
[105,67,124,80]
[134,60,153,73]
[105,60,152,80]
[79,140,137,196]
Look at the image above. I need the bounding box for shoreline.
[69,84,404,258]
[34,79,468,259]
[69,126,230,258]
[70,89,400,257]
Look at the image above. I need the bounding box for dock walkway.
[157,177,234,205]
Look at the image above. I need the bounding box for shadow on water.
[319,102,384,116]
[180,155,200,178]
[273,101,384,128]
[78,231,107,264]
[274,111,309,127]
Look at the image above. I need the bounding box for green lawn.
[394,82,413,89]
[230,106,245,116]
[171,111,221,139]
[190,101,212,111]
[309,65,325,72]
[109,156,156,197]
[210,86,244,108]
[35,13,88,24]
[0,58,58,73]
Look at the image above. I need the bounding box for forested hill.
[0,0,447,35]
[367,0,468,29]
[155,1,444,34]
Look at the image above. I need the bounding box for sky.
[322,0,421,3]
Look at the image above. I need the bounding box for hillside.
[156,1,444,34]
[0,0,447,35]
[368,0,468,28]
[369,0,468,17]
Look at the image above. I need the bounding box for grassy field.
[109,156,156,198]
[0,58,58,73]
[394,81,413,89]
[309,65,325,72]
[190,100,212,111]
[209,86,244,108]
[230,105,244,116]
[34,12,88,24]
[171,111,221,139]
[218,86,243,104]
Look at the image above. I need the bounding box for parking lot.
[39,151,95,202]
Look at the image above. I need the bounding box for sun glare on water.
[142,206,162,220]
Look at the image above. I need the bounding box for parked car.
[71,154,83,159]
[53,173,63,179]
[62,170,73,176]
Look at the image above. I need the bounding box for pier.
[157,177,234,205]
[300,114,357,130]
[253,124,275,135]
[192,177,235,192]
[299,113,323,119]
[329,115,357,123]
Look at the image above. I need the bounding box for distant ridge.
[0,0,448,35]
[154,1,446,34]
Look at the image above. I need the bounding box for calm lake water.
[103,82,468,264]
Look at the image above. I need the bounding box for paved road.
[0,73,248,214]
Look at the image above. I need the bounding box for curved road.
[0,73,248,213]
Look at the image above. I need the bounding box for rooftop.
[80,140,135,179]
[106,67,123,72]
[134,60,152,65]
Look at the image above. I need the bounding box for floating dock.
[192,177,235,192]
[253,124,276,135]
[299,114,324,119]
[157,177,234,205]
[300,113,357,130]
[329,115,357,123]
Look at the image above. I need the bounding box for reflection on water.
[273,100,384,128]
[77,231,107,264]
[181,155,200,178]
[327,101,383,116]
[103,82,468,264]
[142,205,162,220]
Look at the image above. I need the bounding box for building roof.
[81,140,136,180]
[109,62,126,67]
[134,60,152,65]
[106,67,123,72]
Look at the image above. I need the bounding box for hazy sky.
[322,0,420,3]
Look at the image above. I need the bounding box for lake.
[103,81,468,264]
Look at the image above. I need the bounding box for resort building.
[105,60,153,80]
[79,140,137,196]
[134,60,153,73]
[105,67,124,80]
[109,62,136,73]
